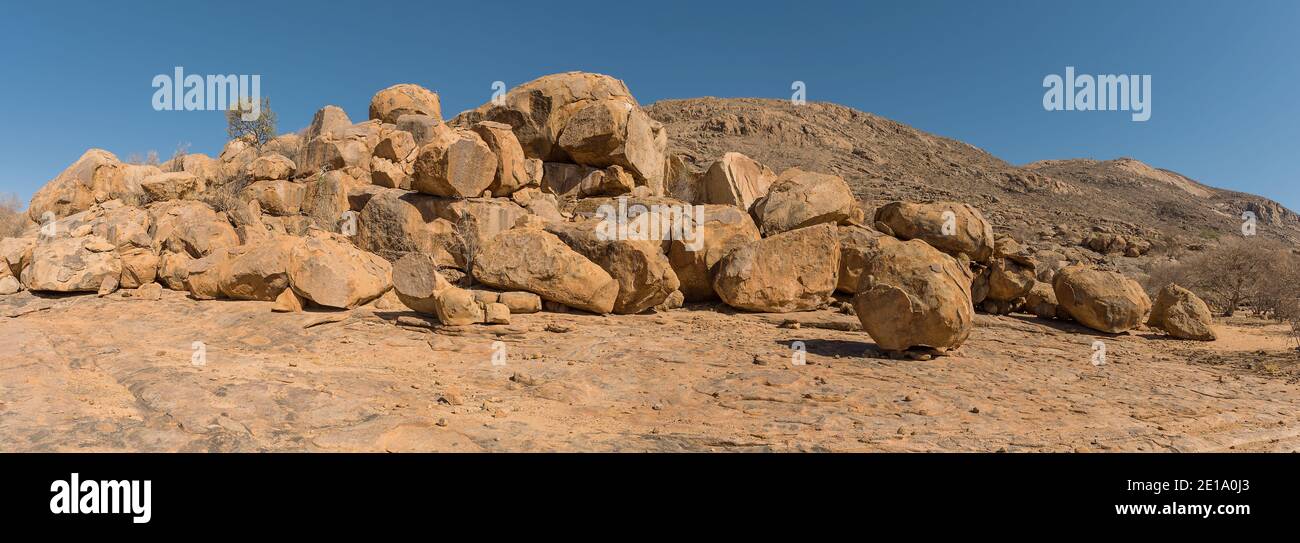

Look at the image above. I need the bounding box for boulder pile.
[0,71,1213,356]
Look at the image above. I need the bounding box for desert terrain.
[2,73,1298,453]
[2,288,1297,452]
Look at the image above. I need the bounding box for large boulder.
[149,200,239,258]
[20,236,123,293]
[391,252,483,324]
[1052,266,1152,333]
[391,252,454,315]
[853,237,974,353]
[663,154,706,204]
[836,225,889,294]
[712,223,839,312]
[1148,284,1216,341]
[545,220,680,314]
[28,149,119,221]
[0,236,36,278]
[240,180,305,216]
[369,84,442,124]
[470,121,532,197]
[287,233,392,309]
[218,237,299,301]
[874,202,995,263]
[985,257,1037,302]
[473,229,617,314]
[751,168,855,235]
[304,105,352,142]
[1024,281,1059,319]
[247,154,296,181]
[555,100,666,188]
[299,120,381,176]
[141,172,203,202]
[455,72,637,161]
[302,170,364,232]
[411,129,497,198]
[667,204,761,301]
[700,152,775,210]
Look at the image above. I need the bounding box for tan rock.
[370,84,442,124]
[272,288,307,312]
[555,100,666,188]
[247,154,296,181]
[150,201,239,258]
[219,237,299,301]
[473,229,617,314]
[20,236,123,292]
[545,219,680,314]
[184,248,230,300]
[288,233,393,309]
[667,204,761,301]
[853,237,974,352]
[701,152,776,210]
[470,121,531,197]
[986,257,1037,302]
[28,149,119,221]
[751,168,855,235]
[1148,284,1216,341]
[483,302,511,324]
[836,225,889,294]
[1052,266,1151,333]
[141,172,203,201]
[455,72,640,162]
[391,252,454,315]
[411,129,497,198]
[1024,281,1058,319]
[498,291,542,314]
[240,180,305,216]
[712,223,839,312]
[432,287,485,325]
[158,251,192,290]
[118,247,159,289]
[874,201,995,263]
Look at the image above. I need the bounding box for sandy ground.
[1,289,1298,452]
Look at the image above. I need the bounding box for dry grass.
[0,193,28,239]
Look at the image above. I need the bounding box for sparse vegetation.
[1146,237,1299,318]
[226,97,277,147]
[0,193,28,239]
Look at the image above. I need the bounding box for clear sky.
[2,0,1297,209]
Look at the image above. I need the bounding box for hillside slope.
[646,98,1300,257]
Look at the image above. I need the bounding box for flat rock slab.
[0,291,1297,452]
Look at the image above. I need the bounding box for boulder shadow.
[776,338,877,358]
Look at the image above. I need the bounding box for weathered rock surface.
[712,223,839,312]
[1148,284,1216,341]
[853,237,974,352]
[288,233,392,309]
[1052,265,1151,333]
[370,84,442,124]
[836,226,889,294]
[546,220,679,314]
[667,205,761,301]
[750,168,854,235]
[473,229,617,314]
[873,201,996,263]
[700,152,775,210]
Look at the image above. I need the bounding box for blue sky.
[2,0,1297,209]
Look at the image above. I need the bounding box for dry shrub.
[1143,237,1295,317]
[0,194,27,239]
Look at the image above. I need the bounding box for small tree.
[226,97,277,147]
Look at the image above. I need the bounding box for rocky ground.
[3,289,1297,452]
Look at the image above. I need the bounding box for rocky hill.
[647,98,1300,259]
